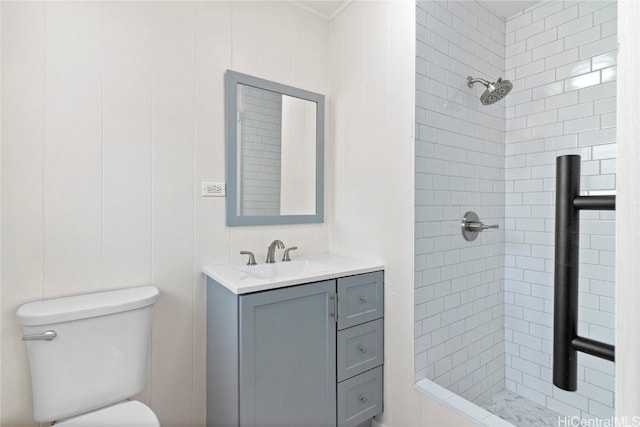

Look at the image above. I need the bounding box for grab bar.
[553,155,615,392]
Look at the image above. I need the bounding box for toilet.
[16,285,160,426]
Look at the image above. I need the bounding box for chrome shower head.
[467,75,513,105]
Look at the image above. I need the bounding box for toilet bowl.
[56,400,159,426]
[17,286,160,426]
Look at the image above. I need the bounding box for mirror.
[225,70,324,226]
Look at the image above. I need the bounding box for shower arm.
[466,76,492,89]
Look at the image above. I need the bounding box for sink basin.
[203,254,384,294]
[239,259,332,280]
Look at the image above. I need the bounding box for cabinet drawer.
[337,319,383,382]
[337,271,383,330]
[337,366,383,427]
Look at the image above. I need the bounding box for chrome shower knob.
[461,211,499,241]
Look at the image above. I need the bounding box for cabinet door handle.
[359,345,367,353]
[359,296,367,303]
[330,294,338,322]
[359,395,367,403]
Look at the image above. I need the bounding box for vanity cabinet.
[206,270,384,427]
[240,280,336,427]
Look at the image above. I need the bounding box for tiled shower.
[414,0,506,405]
[415,0,616,422]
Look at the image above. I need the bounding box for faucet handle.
[240,251,257,266]
[282,246,298,262]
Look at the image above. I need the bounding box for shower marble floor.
[480,390,563,427]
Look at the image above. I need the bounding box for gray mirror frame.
[225,70,325,226]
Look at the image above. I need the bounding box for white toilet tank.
[16,286,159,423]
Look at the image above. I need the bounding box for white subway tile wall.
[416,0,617,419]
[415,0,506,405]
[504,0,616,420]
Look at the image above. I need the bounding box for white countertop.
[203,253,383,295]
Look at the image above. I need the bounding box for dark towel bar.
[553,155,615,392]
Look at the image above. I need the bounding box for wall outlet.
[202,182,226,197]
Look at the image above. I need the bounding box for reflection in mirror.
[225,70,324,226]
[237,85,317,216]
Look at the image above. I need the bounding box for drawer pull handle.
[359,345,367,353]
[359,395,367,403]
[359,296,367,303]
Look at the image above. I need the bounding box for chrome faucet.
[265,240,285,263]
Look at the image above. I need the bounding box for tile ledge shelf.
[414,379,515,427]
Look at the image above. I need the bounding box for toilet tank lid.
[16,286,159,326]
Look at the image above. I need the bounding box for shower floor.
[480,390,563,427]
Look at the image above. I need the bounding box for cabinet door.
[239,280,337,427]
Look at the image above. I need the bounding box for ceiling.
[296,0,542,21]
[480,1,541,19]
[292,1,351,20]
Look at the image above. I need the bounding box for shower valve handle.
[461,211,499,241]
[467,222,499,231]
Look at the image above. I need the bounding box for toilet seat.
[56,400,159,426]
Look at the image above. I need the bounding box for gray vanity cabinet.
[206,270,383,427]
[239,280,337,427]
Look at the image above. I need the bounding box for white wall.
[0,1,3,421]
[0,2,329,426]
[414,0,506,405]
[329,2,472,426]
[503,0,616,419]
[616,0,640,419]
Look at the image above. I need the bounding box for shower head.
[466,76,513,105]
